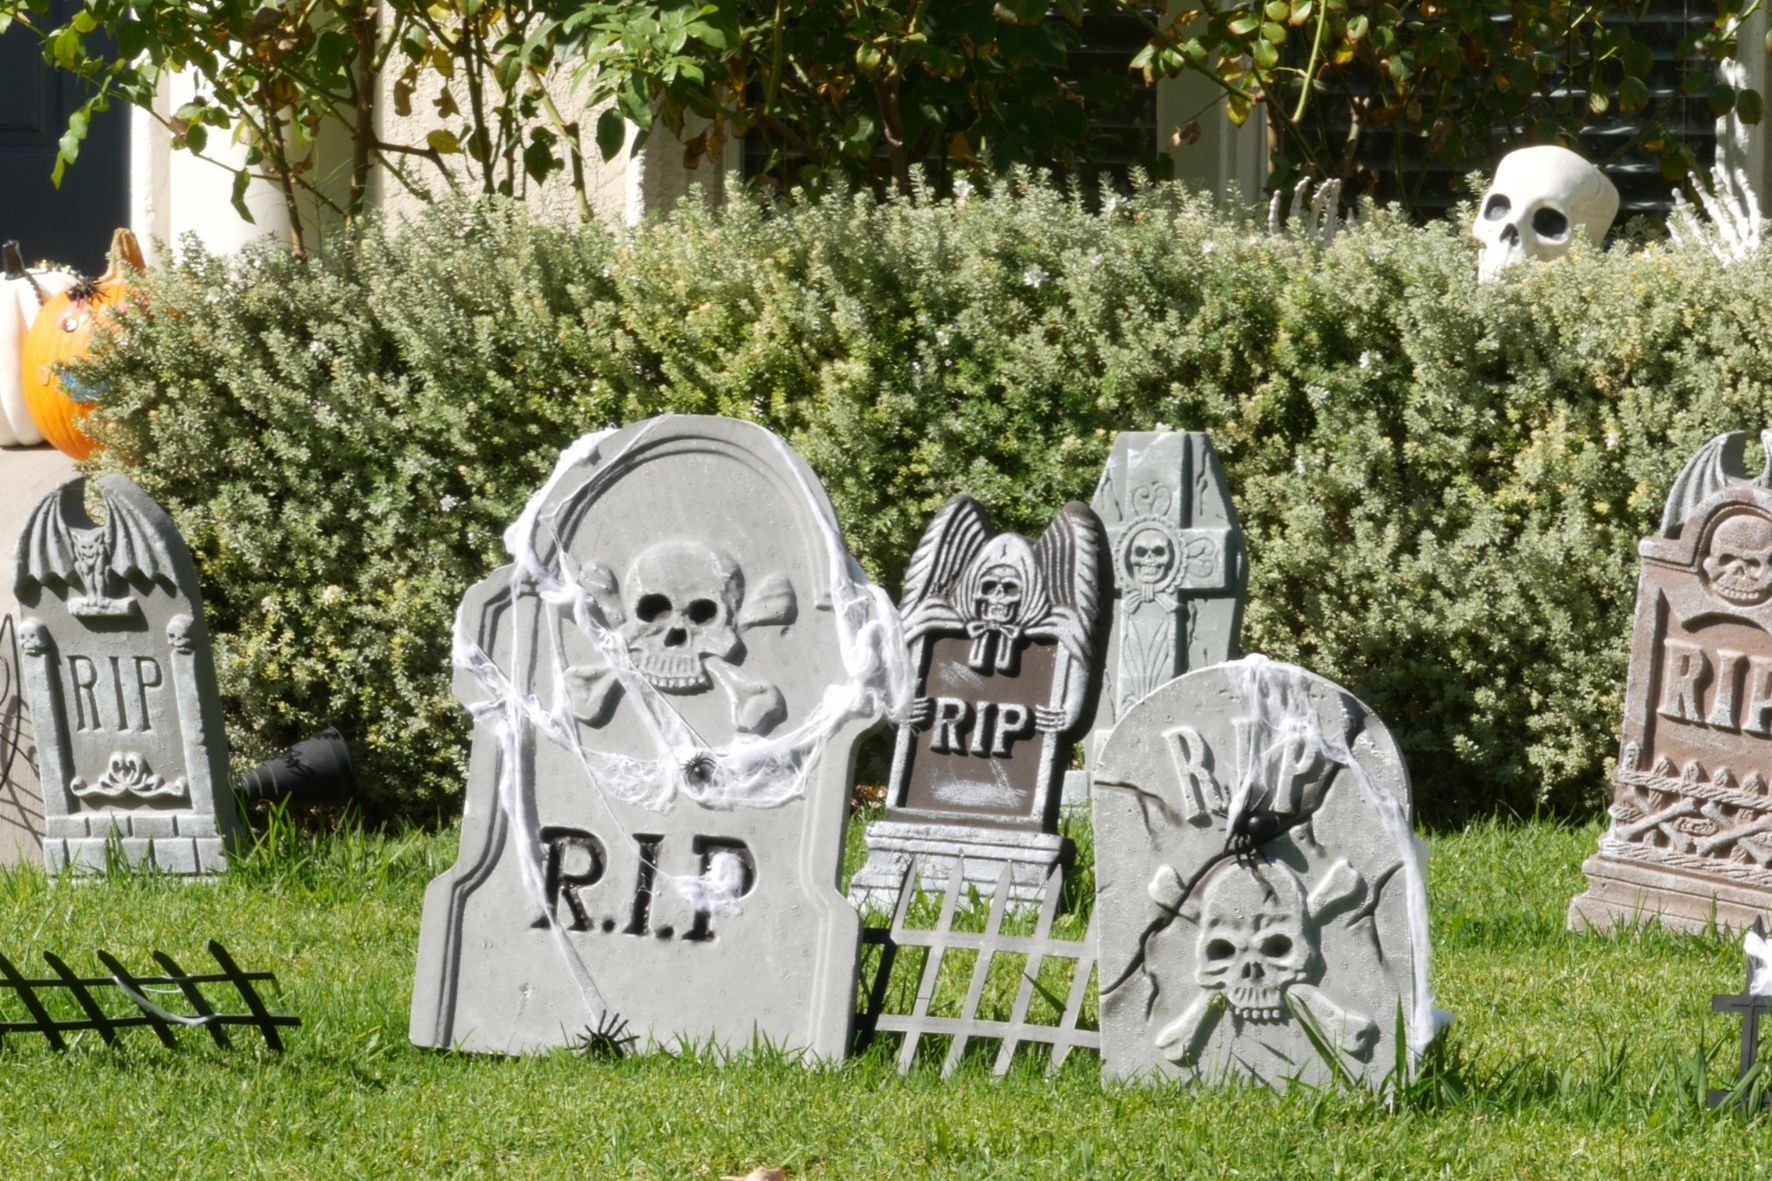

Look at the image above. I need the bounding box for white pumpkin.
[1,241,78,447]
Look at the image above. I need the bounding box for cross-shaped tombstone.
[1709,917,1772,1109]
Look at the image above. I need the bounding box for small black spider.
[575,1011,638,1060]
[681,752,717,787]
[1225,806,1282,857]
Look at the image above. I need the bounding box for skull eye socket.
[687,598,718,625]
[1205,938,1236,962]
[981,579,999,594]
[636,593,672,622]
[1532,207,1569,239]
[1482,194,1511,221]
[1259,934,1293,959]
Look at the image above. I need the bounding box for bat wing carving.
[1660,430,1772,538]
[17,480,79,592]
[100,477,178,588]
[899,495,991,644]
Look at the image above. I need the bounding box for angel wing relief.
[889,495,1106,828]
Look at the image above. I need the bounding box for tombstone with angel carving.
[1090,657,1439,1088]
[848,496,1104,908]
[410,416,907,1057]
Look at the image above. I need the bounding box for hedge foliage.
[77,180,1772,823]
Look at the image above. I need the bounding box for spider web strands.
[855,857,1100,1079]
[0,939,297,1051]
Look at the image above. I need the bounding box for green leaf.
[1739,87,1764,125]
[426,128,462,154]
[1587,89,1608,116]
[1264,0,1289,21]
[596,107,626,160]
[1710,82,1737,117]
[184,122,208,153]
[1261,21,1286,43]
[1227,14,1260,36]
[71,9,96,33]
[230,168,256,223]
[1346,14,1368,40]
[1618,75,1649,113]
[1253,38,1279,68]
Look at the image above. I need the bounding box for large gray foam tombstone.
[1091,658,1437,1088]
[411,416,899,1057]
[1062,432,1246,810]
[11,475,240,875]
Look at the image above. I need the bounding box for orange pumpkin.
[22,227,144,459]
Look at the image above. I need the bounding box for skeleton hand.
[907,696,935,730]
[1268,177,1351,248]
[1033,705,1064,734]
[1669,160,1763,265]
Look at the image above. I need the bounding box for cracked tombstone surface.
[410,416,906,1057]
[1092,657,1438,1088]
[11,475,240,875]
[847,495,1106,909]
[1062,431,1246,810]
[1571,430,1772,933]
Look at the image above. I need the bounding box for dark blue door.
[0,3,129,277]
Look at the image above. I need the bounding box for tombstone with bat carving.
[12,475,240,875]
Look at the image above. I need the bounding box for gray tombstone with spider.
[11,474,240,875]
[1091,657,1440,1088]
[410,416,906,1057]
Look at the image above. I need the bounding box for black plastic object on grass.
[237,727,356,807]
[1708,916,1772,1110]
[0,939,298,1050]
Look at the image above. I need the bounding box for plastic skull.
[620,541,744,692]
[1703,513,1772,606]
[1194,860,1314,1021]
[1127,526,1176,587]
[1472,145,1620,282]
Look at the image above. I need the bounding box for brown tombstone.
[1571,430,1772,933]
[848,496,1105,907]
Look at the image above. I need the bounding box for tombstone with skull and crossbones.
[1149,855,1380,1072]
[564,539,799,737]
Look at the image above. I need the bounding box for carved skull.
[1127,526,1176,587]
[1472,146,1620,282]
[1704,513,1772,606]
[1194,860,1314,1021]
[974,563,1024,625]
[620,541,744,692]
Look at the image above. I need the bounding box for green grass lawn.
[0,816,1767,1179]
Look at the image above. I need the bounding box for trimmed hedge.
[79,179,1772,822]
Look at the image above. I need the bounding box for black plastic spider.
[575,1011,638,1060]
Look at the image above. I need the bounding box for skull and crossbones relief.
[565,540,797,736]
[1702,512,1772,607]
[1151,857,1380,1070]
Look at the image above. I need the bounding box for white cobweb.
[1223,654,1452,1063]
[449,421,912,1025]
